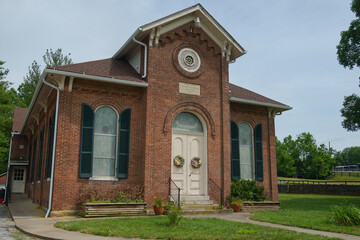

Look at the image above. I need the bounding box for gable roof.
[12,108,28,132]
[113,4,246,61]
[53,58,144,83]
[229,83,291,111]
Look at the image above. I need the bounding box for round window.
[178,48,201,73]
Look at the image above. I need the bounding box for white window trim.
[238,122,256,180]
[93,105,119,180]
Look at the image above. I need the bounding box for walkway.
[8,194,360,240]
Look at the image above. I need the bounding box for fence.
[278,181,360,196]
[331,171,360,177]
[278,180,360,185]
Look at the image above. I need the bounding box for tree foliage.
[43,48,73,69]
[339,146,360,164]
[17,48,73,107]
[276,133,335,179]
[17,61,41,107]
[337,0,360,70]
[340,94,360,131]
[0,61,21,173]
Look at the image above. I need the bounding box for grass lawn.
[250,194,360,236]
[55,217,337,240]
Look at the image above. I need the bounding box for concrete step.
[182,204,219,210]
[182,199,214,205]
[182,208,233,215]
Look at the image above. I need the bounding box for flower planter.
[153,206,165,215]
[231,203,242,212]
[80,202,147,218]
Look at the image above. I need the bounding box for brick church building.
[6,4,291,215]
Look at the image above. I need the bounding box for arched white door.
[171,112,207,196]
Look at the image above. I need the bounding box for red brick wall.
[230,102,278,201]
[51,78,146,210]
[142,22,230,204]
[10,135,28,161]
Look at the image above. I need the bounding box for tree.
[0,60,9,80]
[0,61,21,173]
[341,146,360,164]
[276,133,337,179]
[17,48,73,107]
[337,0,360,71]
[43,48,73,69]
[276,137,296,177]
[17,61,41,107]
[337,0,360,131]
[340,94,360,131]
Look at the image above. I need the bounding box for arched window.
[173,112,203,133]
[231,121,263,181]
[93,107,117,177]
[239,122,254,180]
[79,104,131,179]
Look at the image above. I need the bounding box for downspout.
[3,132,20,204]
[132,37,147,79]
[43,75,60,218]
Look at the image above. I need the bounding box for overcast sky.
[1,0,359,151]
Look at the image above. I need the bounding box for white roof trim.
[229,97,292,111]
[45,69,148,88]
[113,4,246,60]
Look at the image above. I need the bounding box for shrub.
[230,179,266,201]
[329,204,360,226]
[165,202,183,226]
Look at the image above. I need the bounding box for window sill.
[89,177,118,181]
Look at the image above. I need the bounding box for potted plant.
[228,197,243,212]
[153,197,165,215]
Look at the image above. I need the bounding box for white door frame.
[11,167,26,193]
[171,111,208,197]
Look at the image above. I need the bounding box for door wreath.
[173,155,185,167]
[191,157,202,168]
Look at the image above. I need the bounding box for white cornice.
[229,97,292,111]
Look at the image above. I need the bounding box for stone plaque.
[179,82,200,96]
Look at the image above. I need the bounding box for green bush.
[165,202,183,226]
[329,204,360,226]
[230,179,266,201]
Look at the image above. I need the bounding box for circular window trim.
[178,48,201,73]
[173,44,203,78]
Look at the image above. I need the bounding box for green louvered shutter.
[231,121,240,180]
[31,139,37,182]
[254,124,263,181]
[37,128,44,180]
[79,104,94,178]
[118,108,131,178]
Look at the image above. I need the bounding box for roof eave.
[229,97,292,111]
[20,69,148,133]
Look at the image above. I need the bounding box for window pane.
[93,157,115,177]
[239,122,254,179]
[93,107,117,177]
[173,112,203,132]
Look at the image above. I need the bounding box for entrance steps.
[179,195,232,215]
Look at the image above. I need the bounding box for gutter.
[43,77,60,218]
[229,97,292,111]
[3,132,20,204]
[45,69,148,87]
[113,28,142,59]
[131,37,147,79]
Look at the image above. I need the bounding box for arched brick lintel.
[163,101,216,138]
